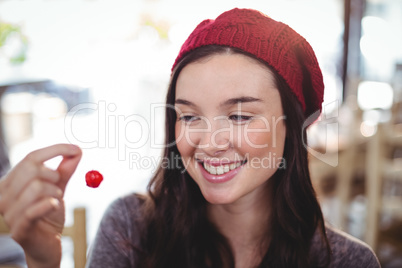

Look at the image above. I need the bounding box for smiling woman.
[0,8,380,268]
[174,52,286,206]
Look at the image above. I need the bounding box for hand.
[0,144,82,268]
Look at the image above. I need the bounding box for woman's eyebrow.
[220,96,262,106]
[175,98,197,107]
[175,96,262,108]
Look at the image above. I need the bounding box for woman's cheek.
[242,131,271,151]
[175,123,194,157]
[175,123,186,154]
[241,123,286,157]
[175,122,183,144]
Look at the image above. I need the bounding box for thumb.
[56,146,82,192]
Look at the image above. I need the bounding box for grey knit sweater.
[86,194,381,268]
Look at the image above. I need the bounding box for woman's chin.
[201,189,237,205]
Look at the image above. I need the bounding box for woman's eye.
[178,115,199,123]
[229,114,253,122]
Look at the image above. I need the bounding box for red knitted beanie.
[172,8,324,119]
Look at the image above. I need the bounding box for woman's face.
[174,53,286,205]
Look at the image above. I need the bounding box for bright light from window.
[360,121,377,137]
[360,16,391,60]
[360,16,394,79]
[357,81,393,110]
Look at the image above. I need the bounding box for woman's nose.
[199,116,232,156]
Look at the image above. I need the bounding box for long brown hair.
[139,45,331,267]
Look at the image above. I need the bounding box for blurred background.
[0,0,401,267]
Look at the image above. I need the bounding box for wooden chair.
[365,122,402,252]
[309,104,367,231]
[333,107,366,231]
[62,207,87,268]
[0,207,87,268]
[0,215,8,235]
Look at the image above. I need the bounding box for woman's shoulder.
[106,192,147,216]
[101,192,147,226]
[324,225,381,268]
[86,193,148,267]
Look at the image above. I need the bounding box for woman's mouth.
[202,161,244,175]
[197,159,247,183]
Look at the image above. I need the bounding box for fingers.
[25,143,81,164]
[0,143,80,264]
[56,149,82,192]
[11,144,80,194]
[11,197,60,243]
[5,163,61,201]
[18,180,62,212]
[4,180,62,228]
[40,165,61,184]
[0,143,81,214]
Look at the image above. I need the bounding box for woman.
[0,8,380,268]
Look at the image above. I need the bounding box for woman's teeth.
[203,162,243,175]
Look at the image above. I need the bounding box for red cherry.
[85,170,103,188]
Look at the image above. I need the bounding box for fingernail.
[57,189,63,198]
[50,198,60,208]
[70,144,80,153]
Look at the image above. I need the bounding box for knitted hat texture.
[172,8,324,119]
